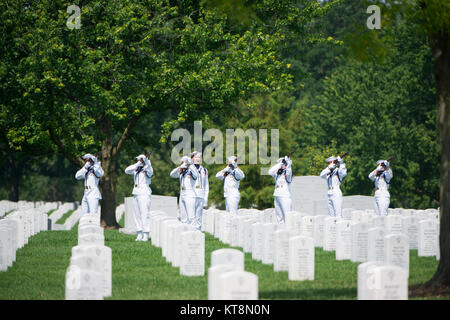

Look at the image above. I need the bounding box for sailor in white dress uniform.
[268,156,293,224]
[368,159,393,216]
[75,153,104,215]
[320,156,347,218]
[215,156,245,214]
[125,154,153,242]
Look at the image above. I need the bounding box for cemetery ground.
[0,220,443,300]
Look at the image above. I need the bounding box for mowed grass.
[0,224,442,300]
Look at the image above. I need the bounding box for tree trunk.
[414,30,450,295]
[8,151,21,202]
[98,124,121,230]
[99,149,121,229]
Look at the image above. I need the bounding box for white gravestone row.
[204,209,317,283]
[202,207,439,300]
[65,214,112,300]
[0,204,55,271]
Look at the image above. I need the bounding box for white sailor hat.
[82,153,94,160]
[228,156,237,163]
[377,160,388,165]
[191,151,202,158]
[136,154,146,160]
[326,156,337,163]
[180,156,190,163]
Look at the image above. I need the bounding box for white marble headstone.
[418,219,438,257]
[217,270,258,300]
[65,264,103,300]
[180,231,205,276]
[335,220,352,260]
[384,234,409,277]
[211,248,244,270]
[367,265,408,300]
[323,217,338,251]
[251,223,264,261]
[262,223,277,265]
[351,222,369,263]
[208,264,241,300]
[367,227,385,264]
[288,235,314,281]
[71,245,112,297]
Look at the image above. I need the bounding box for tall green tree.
[1,0,292,228]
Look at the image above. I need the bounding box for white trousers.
[192,198,204,230]
[274,196,292,224]
[81,196,100,215]
[133,195,151,233]
[180,197,204,229]
[180,196,195,225]
[327,191,343,218]
[374,191,390,216]
[225,196,240,215]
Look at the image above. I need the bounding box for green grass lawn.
[0,224,442,300]
[54,209,75,225]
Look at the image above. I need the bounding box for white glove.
[224,166,232,173]
[91,156,98,164]
[377,165,384,172]
[84,162,91,169]
[384,161,390,167]
[181,163,188,170]
[328,163,336,170]
[337,156,343,164]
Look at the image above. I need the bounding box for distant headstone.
[384,234,409,277]
[180,231,205,276]
[262,223,277,265]
[323,217,338,251]
[402,216,419,250]
[243,219,257,253]
[367,227,385,264]
[351,222,369,263]
[78,233,104,246]
[313,215,327,248]
[251,223,264,261]
[273,229,290,272]
[211,248,244,270]
[385,215,403,235]
[288,235,315,281]
[335,220,352,260]
[301,216,315,239]
[418,219,438,257]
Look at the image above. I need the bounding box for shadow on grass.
[259,287,357,300]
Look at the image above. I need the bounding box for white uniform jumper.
[170,164,209,229]
[216,166,245,214]
[125,160,153,234]
[75,162,104,215]
[268,159,293,224]
[368,167,393,216]
[320,160,347,218]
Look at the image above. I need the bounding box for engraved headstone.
[288,235,314,281]
[180,231,205,276]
